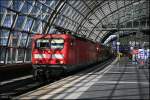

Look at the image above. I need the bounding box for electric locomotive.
[32,32,113,80]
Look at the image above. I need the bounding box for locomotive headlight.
[56,60,63,64]
[48,50,51,53]
[35,60,39,64]
[60,61,64,64]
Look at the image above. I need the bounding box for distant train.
[32,33,114,81]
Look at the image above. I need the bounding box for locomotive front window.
[36,39,50,48]
[51,39,64,49]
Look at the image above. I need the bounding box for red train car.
[32,33,112,80]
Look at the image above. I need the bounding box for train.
[32,32,114,81]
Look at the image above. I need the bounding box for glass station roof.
[0,0,149,64]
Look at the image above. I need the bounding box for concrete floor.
[16,57,149,99]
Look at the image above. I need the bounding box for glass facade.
[0,0,149,64]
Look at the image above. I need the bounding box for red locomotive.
[32,32,113,80]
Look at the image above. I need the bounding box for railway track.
[0,74,58,99]
[0,59,114,99]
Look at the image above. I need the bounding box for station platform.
[0,63,32,82]
[15,57,149,99]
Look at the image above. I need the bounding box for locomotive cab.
[32,34,69,80]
